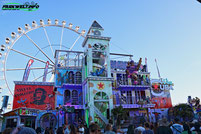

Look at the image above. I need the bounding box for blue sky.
[0,0,201,105]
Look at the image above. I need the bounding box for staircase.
[93,106,109,124]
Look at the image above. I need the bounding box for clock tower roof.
[90,20,104,30]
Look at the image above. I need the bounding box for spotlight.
[11,32,16,38]
[47,19,51,25]
[5,38,10,44]
[40,20,44,25]
[55,19,59,25]
[62,21,66,26]
[69,23,73,29]
[18,27,23,33]
[25,24,30,30]
[32,21,37,27]
[75,26,80,32]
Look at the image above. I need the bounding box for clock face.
[94,30,101,36]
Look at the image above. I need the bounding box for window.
[72,90,78,105]
[91,44,107,77]
[75,72,82,84]
[68,71,74,84]
[64,90,71,104]
[94,92,109,100]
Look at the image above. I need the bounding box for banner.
[13,84,55,110]
[151,79,173,109]
[43,61,49,82]
[22,59,34,81]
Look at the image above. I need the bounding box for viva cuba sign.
[151,78,174,96]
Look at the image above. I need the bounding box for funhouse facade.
[1,21,174,131]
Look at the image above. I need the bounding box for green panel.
[85,109,89,127]
[85,65,87,77]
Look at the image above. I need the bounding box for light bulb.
[5,38,10,44]
[18,27,23,33]
[32,21,37,27]
[69,23,73,29]
[75,26,80,31]
[11,32,16,38]
[25,24,30,30]
[62,21,66,26]
[47,19,51,25]
[81,30,86,35]
[55,19,59,25]
[40,20,44,25]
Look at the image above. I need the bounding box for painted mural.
[13,84,55,110]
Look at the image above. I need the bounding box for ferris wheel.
[0,19,86,108]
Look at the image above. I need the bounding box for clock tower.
[82,21,113,126]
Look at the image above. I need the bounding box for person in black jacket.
[157,118,173,134]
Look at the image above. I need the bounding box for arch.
[39,113,57,129]
[64,90,71,104]
[94,91,109,100]
[68,71,74,84]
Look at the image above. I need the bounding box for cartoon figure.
[32,88,47,105]
[126,58,142,85]
[56,70,68,85]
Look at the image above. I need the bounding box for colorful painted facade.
[2,21,174,130]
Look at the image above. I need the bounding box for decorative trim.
[14,81,54,86]
[87,77,114,81]
[114,104,155,108]
[82,36,111,47]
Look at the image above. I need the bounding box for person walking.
[181,123,196,134]
[170,118,183,134]
[142,122,153,134]
[104,124,115,134]
[156,118,173,134]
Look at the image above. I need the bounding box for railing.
[113,96,151,105]
[115,79,150,86]
[93,105,108,124]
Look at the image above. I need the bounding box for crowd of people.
[1,118,201,134]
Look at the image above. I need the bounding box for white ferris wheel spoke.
[24,33,55,64]
[69,34,82,51]
[42,27,54,57]
[6,67,53,71]
[60,26,65,50]
[32,70,53,82]
[10,48,54,66]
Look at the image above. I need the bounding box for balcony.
[113,96,155,108]
[113,79,151,90]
